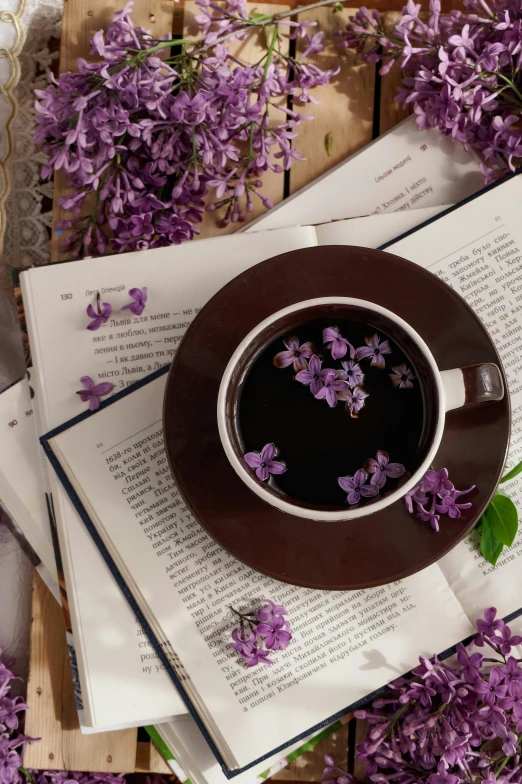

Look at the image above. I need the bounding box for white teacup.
[217,297,504,522]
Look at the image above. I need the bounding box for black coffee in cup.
[238,318,424,510]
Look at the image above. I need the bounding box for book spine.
[144,725,190,783]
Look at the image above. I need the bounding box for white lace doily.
[1,0,61,271]
[0,0,62,678]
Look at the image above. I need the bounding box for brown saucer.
[163,246,510,590]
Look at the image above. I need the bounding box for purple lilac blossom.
[229,600,292,667]
[314,374,349,407]
[321,607,522,784]
[337,0,522,181]
[337,359,364,388]
[355,333,392,368]
[389,363,415,388]
[86,293,111,330]
[121,287,147,316]
[243,443,286,481]
[366,449,406,489]
[338,385,368,418]
[338,469,379,505]
[295,355,336,396]
[322,326,355,361]
[404,466,475,531]
[273,336,315,372]
[34,2,338,256]
[76,376,114,411]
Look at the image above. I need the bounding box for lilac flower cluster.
[35,1,338,256]
[338,450,406,506]
[229,600,292,667]
[0,649,32,784]
[337,0,522,181]
[327,607,522,784]
[275,329,414,418]
[404,467,475,532]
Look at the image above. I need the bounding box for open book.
[243,115,483,232]
[18,203,448,732]
[34,171,522,774]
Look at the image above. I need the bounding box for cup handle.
[440,363,505,412]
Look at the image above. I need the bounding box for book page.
[0,378,57,585]
[48,374,473,769]
[315,205,446,249]
[21,226,318,729]
[244,117,483,232]
[385,174,522,621]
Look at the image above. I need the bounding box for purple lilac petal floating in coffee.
[314,374,349,407]
[273,336,315,372]
[338,470,379,505]
[337,360,364,388]
[86,292,111,330]
[366,450,406,489]
[243,443,286,481]
[76,376,114,411]
[295,354,336,396]
[389,363,415,389]
[322,326,355,361]
[338,385,369,418]
[355,334,392,369]
[121,287,148,316]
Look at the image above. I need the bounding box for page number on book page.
[97,443,103,448]
[61,293,73,300]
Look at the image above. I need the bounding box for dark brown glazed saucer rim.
[163,245,510,590]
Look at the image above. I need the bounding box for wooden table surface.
[23,0,457,776]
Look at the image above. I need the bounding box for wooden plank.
[274,719,350,781]
[24,574,138,773]
[289,7,375,195]
[378,12,410,134]
[135,741,171,774]
[183,1,289,240]
[51,0,175,262]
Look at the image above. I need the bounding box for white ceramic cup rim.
[217,297,446,521]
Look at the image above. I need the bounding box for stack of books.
[4,116,522,781]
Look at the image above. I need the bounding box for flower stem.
[19,767,38,784]
[494,733,522,778]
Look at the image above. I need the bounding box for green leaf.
[324,132,333,157]
[480,516,504,566]
[486,492,518,547]
[500,459,522,484]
